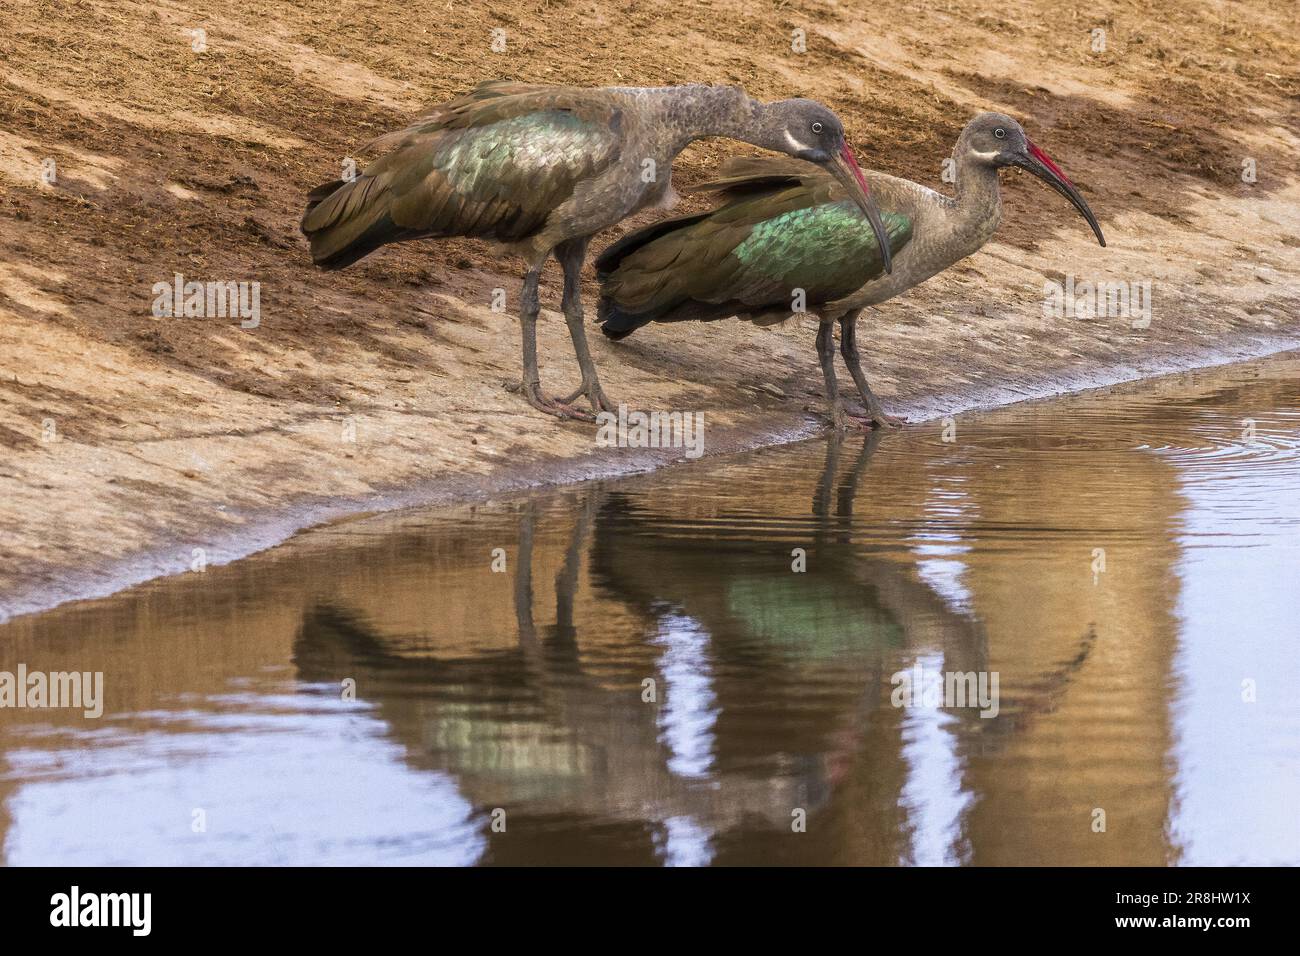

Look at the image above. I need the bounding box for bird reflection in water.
[293,431,1095,865]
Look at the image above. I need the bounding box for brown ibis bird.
[595,112,1106,428]
[300,80,893,420]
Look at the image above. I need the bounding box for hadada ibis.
[301,81,893,421]
[595,113,1106,429]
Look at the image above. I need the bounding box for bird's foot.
[829,406,872,432]
[864,403,906,429]
[829,402,904,431]
[509,380,597,422]
[557,380,615,416]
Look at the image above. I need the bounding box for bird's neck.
[652,85,761,152]
[950,149,1003,240]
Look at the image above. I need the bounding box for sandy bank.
[1,0,1297,620]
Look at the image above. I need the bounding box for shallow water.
[2,354,1298,866]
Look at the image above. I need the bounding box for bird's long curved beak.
[1014,141,1106,247]
[826,144,893,274]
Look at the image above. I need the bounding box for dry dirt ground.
[1,0,1297,618]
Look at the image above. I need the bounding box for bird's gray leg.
[516,265,594,422]
[839,310,905,429]
[817,319,860,432]
[554,238,613,414]
[551,490,595,660]
[513,503,538,651]
[812,430,844,521]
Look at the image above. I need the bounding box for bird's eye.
[994,128,1006,139]
[811,122,824,134]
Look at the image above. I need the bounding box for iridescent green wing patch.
[731,200,912,302]
[381,105,621,240]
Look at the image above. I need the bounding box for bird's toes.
[550,401,598,423]
[830,410,871,432]
[517,382,597,423]
[559,384,615,416]
[872,412,906,429]
[588,391,616,415]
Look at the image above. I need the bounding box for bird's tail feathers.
[301,175,413,271]
[597,298,653,341]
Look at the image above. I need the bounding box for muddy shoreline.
[4,334,1294,626]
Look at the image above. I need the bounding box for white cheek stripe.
[783,130,813,154]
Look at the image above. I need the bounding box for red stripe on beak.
[840,144,872,196]
[1028,141,1074,188]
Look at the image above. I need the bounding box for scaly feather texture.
[302,82,623,269]
[596,159,913,337]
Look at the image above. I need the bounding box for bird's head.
[759,98,893,273]
[960,112,1106,247]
